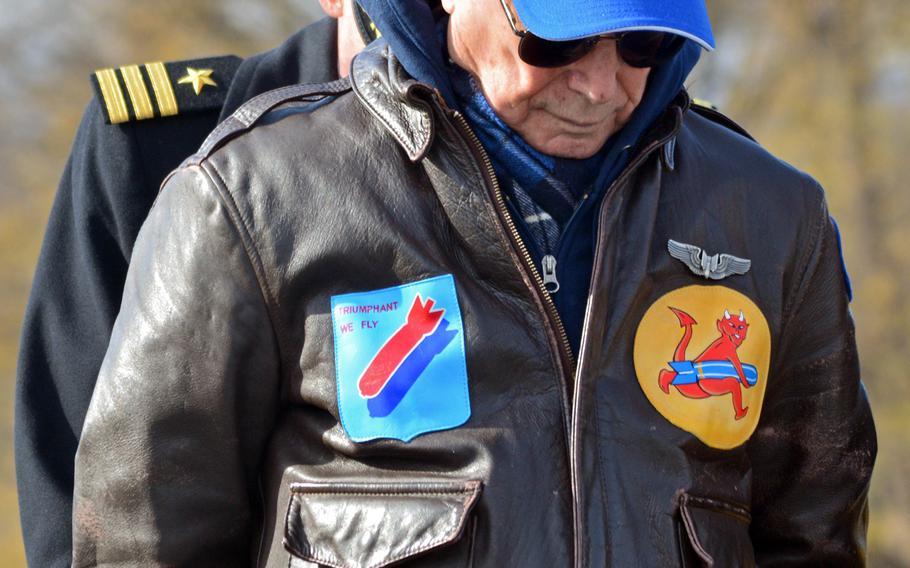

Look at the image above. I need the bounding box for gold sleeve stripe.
[94,68,130,125]
[145,62,179,117]
[119,65,155,121]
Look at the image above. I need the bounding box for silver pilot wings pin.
[667,239,751,280]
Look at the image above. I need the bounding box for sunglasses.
[498,0,686,69]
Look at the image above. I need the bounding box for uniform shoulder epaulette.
[688,99,755,142]
[90,55,242,125]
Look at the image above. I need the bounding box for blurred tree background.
[0,0,907,566]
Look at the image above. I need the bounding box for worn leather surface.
[72,41,876,567]
[285,480,481,568]
[678,493,754,567]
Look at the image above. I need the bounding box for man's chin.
[526,134,611,159]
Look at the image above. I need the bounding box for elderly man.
[72,0,875,566]
[15,2,372,566]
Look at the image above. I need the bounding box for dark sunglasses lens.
[518,31,685,69]
[518,35,596,68]
[618,32,686,68]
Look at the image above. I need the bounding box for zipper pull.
[542,255,560,294]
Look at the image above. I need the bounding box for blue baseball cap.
[510,0,716,51]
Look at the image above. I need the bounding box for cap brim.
[511,0,716,51]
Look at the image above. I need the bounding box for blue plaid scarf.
[449,65,605,259]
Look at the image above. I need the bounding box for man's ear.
[318,0,345,19]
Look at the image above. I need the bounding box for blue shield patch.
[331,274,470,442]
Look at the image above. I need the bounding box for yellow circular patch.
[633,285,771,450]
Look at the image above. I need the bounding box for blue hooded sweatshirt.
[357,0,701,353]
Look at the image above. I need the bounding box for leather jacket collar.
[351,41,437,161]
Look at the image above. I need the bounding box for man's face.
[443,0,652,159]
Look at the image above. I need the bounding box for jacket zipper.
[450,110,580,566]
[542,255,561,293]
[570,111,685,568]
[573,122,683,380]
[451,104,683,568]
[450,113,576,374]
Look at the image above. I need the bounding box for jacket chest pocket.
[677,493,755,568]
[284,479,482,568]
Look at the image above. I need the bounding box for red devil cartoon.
[658,308,757,420]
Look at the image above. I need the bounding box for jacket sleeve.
[15,98,221,567]
[71,164,282,566]
[14,99,157,568]
[747,192,876,565]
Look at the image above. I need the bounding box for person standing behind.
[14,2,373,566]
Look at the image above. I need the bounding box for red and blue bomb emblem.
[331,274,470,442]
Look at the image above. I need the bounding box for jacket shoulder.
[90,55,242,125]
[680,102,825,211]
[188,78,353,163]
[688,100,755,142]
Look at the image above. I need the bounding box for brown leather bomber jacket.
[72,41,876,567]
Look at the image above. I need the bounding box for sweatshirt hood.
[356,0,458,105]
[357,0,702,112]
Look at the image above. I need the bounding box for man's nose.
[564,40,624,104]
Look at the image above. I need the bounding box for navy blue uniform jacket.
[14,17,338,567]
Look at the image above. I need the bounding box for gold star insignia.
[177,67,217,96]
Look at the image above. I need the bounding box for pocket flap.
[679,493,755,567]
[284,479,482,568]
